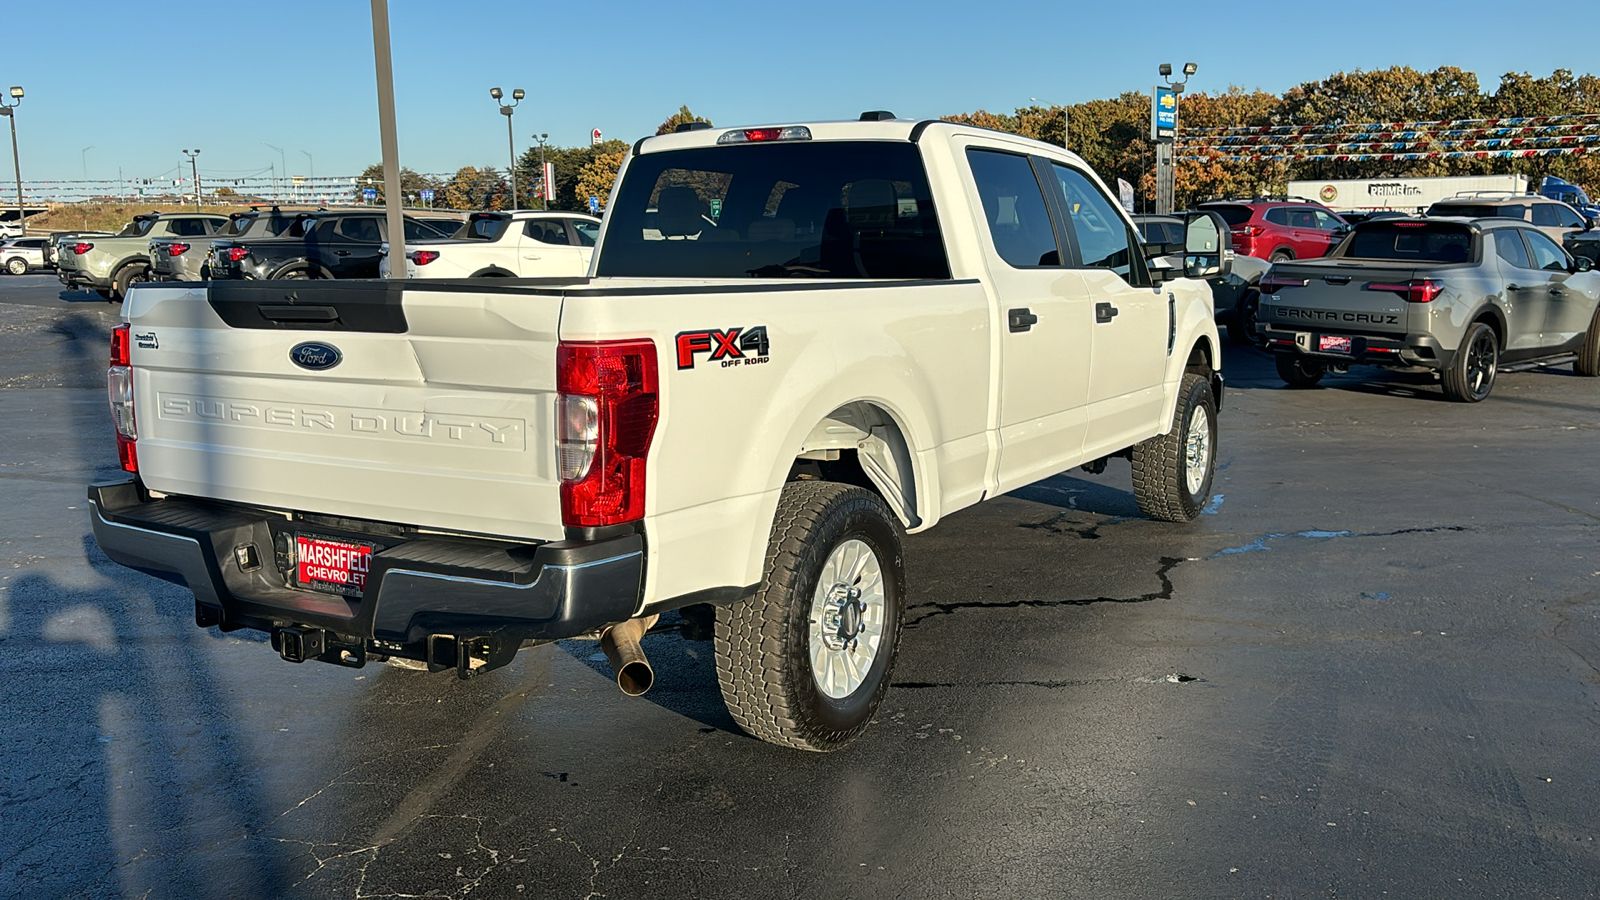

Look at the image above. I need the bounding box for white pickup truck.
[378,210,602,279]
[90,115,1229,751]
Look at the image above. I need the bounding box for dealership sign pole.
[1152,85,1177,214]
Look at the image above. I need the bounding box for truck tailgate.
[125,281,567,541]
[1261,259,1417,335]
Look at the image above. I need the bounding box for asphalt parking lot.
[2,273,1598,899]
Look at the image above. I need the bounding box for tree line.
[356,70,1599,216]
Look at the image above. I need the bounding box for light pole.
[182,149,202,211]
[535,132,549,210]
[1029,97,1068,150]
[491,87,524,209]
[1155,62,1197,215]
[81,145,95,180]
[301,150,314,198]
[1,86,24,233]
[263,143,286,201]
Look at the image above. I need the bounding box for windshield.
[1346,223,1475,263]
[596,141,948,279]
[117,217,158,238]
[1199,205,1254,227]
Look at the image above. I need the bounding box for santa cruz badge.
[675,326,771,369]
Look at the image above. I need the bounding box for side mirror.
[1181,210,1231,279]
[1573,256,1593,273]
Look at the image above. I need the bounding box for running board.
[1500,354,1576,373]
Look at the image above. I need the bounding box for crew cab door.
[331,217,385,278]
[518,218,589,277]
[1046,162,1169,459]
[960,143,1092,493]
[1524,229,1593,347]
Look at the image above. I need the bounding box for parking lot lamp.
[264,143,286,201]
[1155,62,1197,214]
[1029,98,1068,150]
[491,87,525,209]
[182,149,202,211]
[2,86,24,233]
[535,132,549,210]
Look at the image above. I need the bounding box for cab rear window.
[1347,223,1474,263]
[596,141,948,279]
[1199,205,1254,227]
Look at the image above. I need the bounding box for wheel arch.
[790,400,926,532]
[469,265,515,277]
[1471,303,1508,347]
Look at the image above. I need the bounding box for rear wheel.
[5,257,26,276]
[111,264,147,301]
[714,482,905,751]
[1441,322,1498,402]
[1574,307,1600,377]
[1130,373,1217,522]
[1227,289,1261,346]
[280,269,311,279]
[1275,353,1326,388]
[1269,249,1293,263]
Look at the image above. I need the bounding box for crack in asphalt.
[1210,525,1471,558]
[902,556,1185,628]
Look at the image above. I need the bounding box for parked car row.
[2,235,52,274]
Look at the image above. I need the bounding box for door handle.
[334,250,350,257]
[523,255,542,260]
[1095,302,1119,323]
[1008,308,1038,333]
[1506,283,1522,291]
[1549,287,1564,295]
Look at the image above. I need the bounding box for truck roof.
[632,115,1084,164]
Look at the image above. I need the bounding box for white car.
[2,236,50,274]
[379,210,601,278]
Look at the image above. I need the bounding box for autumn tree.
[657,105,712,135]
[574,150,626,212]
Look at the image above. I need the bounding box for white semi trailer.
[1289,174,1530,214]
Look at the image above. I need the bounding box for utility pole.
[1,86,24,232]
[491,87,525,209]
[182,149,202,210]
[370,0,405,278]
[264,143,286,201]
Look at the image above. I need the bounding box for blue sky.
[4,0,1591,183]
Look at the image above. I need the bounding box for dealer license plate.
[1318,334,1352,354]
[295,534,374,597]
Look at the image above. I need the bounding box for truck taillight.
[225,246,249,262]
[556,339,659,527]
[108,324,137,473]
[1260,275,1307,293]
[408,250,440,265]
[169,242,190,256]
[1365,279,1441,303]
[73,242,94,254]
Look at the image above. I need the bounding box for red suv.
[1197,199,1349,262]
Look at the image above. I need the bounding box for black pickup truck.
[208,210,453,280]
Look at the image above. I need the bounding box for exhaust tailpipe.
[600,615,659,696]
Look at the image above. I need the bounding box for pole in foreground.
[2,86,24,233]
[370,0,405,278]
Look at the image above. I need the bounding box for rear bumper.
[88,479,644,655]
[57,266,110,290]
[1258,325,1448,369]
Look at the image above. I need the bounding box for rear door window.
[1347,223,1474,262]
[596,140,948,279]
[1493,230,1532,269]
[337,218,382,242]
[524,219,572,245]
[969,150,1060,269]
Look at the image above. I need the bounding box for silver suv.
[1425,194,1592,245]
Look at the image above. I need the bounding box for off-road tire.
[4,257,26,276]
[1574,307,1600,377]
[111,263,147,301]
[1228,288,1261,346]
[1130,373,1217,523]
[1441,322,1498,402]
[714,482,906,752]
[1275,353,1326,388]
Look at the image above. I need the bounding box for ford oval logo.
[289,342,343,371]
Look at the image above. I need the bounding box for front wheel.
[1275,353,1326,388]
[5,257,26,276]
[1130,373,1217,523]
[714,482,905,751]
[1228,289,1261,346]
[1574,307,1600,377]
[1441,322,1498,402]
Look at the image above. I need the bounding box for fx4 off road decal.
[676,326,771,369]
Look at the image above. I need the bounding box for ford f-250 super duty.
[89,115,1229,751]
